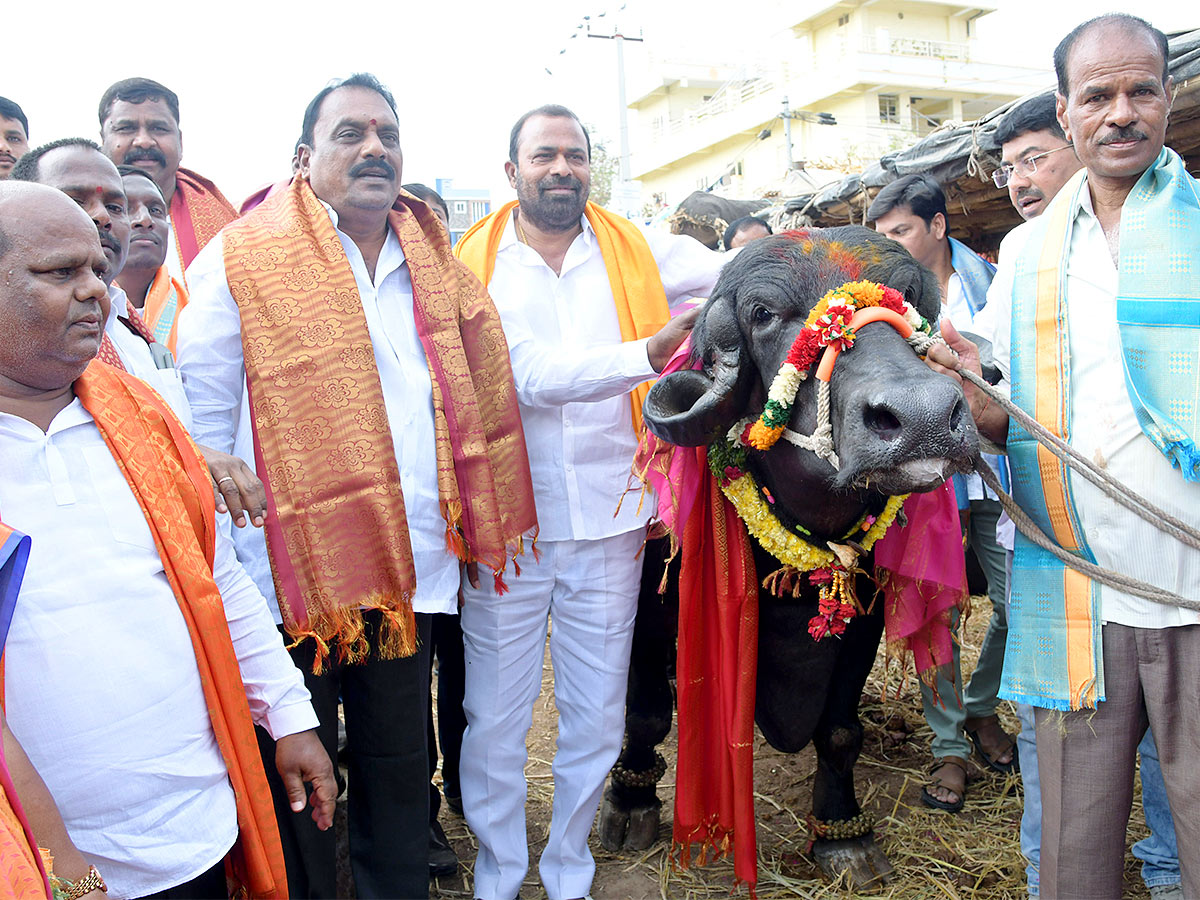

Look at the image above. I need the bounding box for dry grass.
[428,602,1157,900]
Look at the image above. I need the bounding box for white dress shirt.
[0,400,317,899]
[177,205,459,617]
[487,214,727,542]
[105,284,193,429]
[990,187,1200,629]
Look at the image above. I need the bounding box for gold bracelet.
[61,866,107,900]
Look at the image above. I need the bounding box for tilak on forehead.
[370,118,377,125]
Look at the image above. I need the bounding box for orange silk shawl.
[72,362,287,899]
[172,167,238,271]
[454,199,670,435]
[223,178,536,669]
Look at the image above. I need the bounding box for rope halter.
[731,280,939,470]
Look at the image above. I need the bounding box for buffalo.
[599,226,979,886]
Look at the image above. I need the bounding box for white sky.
[3,0,1192,207]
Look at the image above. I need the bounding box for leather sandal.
[921,755,968,813]
[964,714,1019,774]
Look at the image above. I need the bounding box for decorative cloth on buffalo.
[636,343,964,894]
[222,177,536,670]
[454,198,670,436]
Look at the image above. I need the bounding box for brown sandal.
[921,756,968,813]
[964,715,1019,774]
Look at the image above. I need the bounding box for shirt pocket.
[81,444,159,551]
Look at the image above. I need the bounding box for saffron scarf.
[0,525,51,900]
[454,199,670,435]
[138,266,189,354]
[72,362,285,897]
[1004,167,1102,711]
[171,167,238,271]
[223,178,536,669]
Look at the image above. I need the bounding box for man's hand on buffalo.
[647,306,701,373]
[200,445,268,528]
[926,319,1008,446]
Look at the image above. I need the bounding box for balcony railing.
[859,34,971,62]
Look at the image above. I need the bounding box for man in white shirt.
[0,180,334,900]
[177,74,535,900]
[933,14,1200,898]
[453,104,725,900]
[870,173,1013,811]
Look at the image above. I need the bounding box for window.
[454,201,468,215]
[837,14,850,26]
[878,94,899,124]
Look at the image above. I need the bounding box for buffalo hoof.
[598,790,662,852]
[811,834,893,889]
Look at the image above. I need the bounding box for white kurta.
[105,284,192,429]
[990,188,1200,629]
[0,401,316,899]
[487,214,728,541]
[177,205,459,618]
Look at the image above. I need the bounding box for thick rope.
[962,368,1200,611]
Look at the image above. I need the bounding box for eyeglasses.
[991,144,1074,188]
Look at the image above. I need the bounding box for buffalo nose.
[860,380,967,443]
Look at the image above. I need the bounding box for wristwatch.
[61,865,107,900]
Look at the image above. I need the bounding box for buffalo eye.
[751,305,773,325]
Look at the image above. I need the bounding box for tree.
[589,137,619,209]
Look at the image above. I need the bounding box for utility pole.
[588,24,644,214]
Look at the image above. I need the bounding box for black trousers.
[258,611,432,900]
[133,859,226,899]
[426,611,466,819]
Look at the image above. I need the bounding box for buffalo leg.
[599,536,678,852]
[810,595,892,887]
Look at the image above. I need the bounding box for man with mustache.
[99,78,237,284]
[931,14,1200,898]
[115,166,189,354]
[454,104,727,900]
[0,178,334,900]
[0,98,28,179]
[177,73,536,899]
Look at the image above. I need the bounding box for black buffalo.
[599,227,978,886]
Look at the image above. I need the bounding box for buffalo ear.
[642,294,752,447]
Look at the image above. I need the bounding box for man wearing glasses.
[992,92,1082,219]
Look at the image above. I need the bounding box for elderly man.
[99,78,237,282]
[0,98,28,179]
[11,140,188,416]
[454,103,724,900]
[0,179,335,900]
[870,174,1013,812]
[116,165,188,353]
[178,73,535,900]
[934,14,1200,898]
[987,92,1182,900]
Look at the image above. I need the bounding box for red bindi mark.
[370,118,377,125]
[96,187,103,194]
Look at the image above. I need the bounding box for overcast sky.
[4,0,1192,207]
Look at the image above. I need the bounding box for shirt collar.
[317,198,406,278]
[106,283,129,327]
[498,206,594,259]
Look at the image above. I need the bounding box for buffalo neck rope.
[707,280,939,640]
